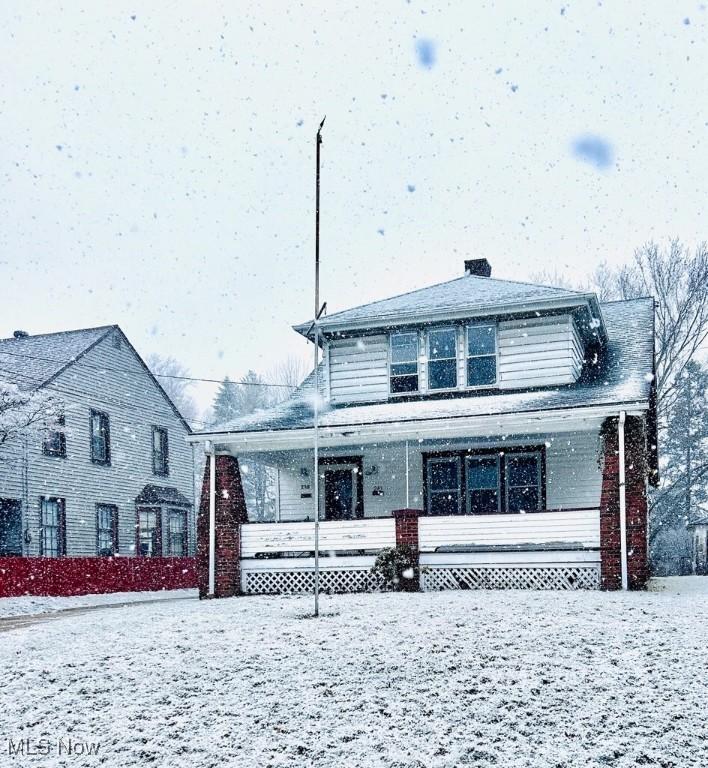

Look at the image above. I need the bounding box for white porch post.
[405,440,410,508]
[618,411,628,591]
[208,443,216,597]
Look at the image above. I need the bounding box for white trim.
[208,446,216,597]
[618,411,628,590]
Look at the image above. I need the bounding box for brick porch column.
[599,416,649,590]
[393,508,423,592]
[197,454,248,599]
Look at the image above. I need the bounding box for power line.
[0,348,297,388]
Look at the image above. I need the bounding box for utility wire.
[0,348,297,388]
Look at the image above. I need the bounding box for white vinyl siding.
[328,335,389,404]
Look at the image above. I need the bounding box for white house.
[190,260,658,596]
[0,326,196,594]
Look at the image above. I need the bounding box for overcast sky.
[2,1,706,412]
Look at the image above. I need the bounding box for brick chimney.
[464,258,491,277]
[13,330,29,339]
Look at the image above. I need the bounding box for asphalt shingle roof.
[0,326,114,390]
[201,297,654,436]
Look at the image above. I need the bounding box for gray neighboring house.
[0,326,195,560]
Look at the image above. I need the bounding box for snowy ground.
[0,588,197,618]
[1,580,707,768]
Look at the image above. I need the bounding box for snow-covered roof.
[0,326,115,390]
[293,272,604,338]
[198,297,654,437]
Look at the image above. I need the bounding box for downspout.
[618,412,628,590]
[206,441,216,597]
[405,440,410,508]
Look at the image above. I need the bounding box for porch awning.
[135,485,192,507]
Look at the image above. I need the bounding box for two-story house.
[0,325,196,595]
[190,260,657,597]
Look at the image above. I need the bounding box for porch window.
[467,323,497,387]
[167,508,187,556]
[96,504,118,556]
[89,409,111,465]
[427,457,462,515]
[152,426,169,476]
[137,508,161,557]
[505,452,542,513]
[40,497,66,557]
[428,328,458,390]
[42,414,66,458]
[466,455,500,514]
[390,332,419,393]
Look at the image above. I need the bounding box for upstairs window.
[390,332,419,393]
[90,410,111,465]
[40,497,66,557]
[428,328,458,390]
[467,323,497,387]
[96,504,118,556]
[152,427,169,476]
[42,414,66,458]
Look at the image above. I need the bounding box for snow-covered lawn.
[2,581,707,767]
[0,588,197,618]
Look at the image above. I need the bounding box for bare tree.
[146,353,200,425]
[0,380,62,455]
[593,240,708,422]
[267,356,308,403]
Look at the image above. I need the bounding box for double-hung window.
[390,332,419,393]
[505,453,542,513]
[427,457,462,515]
[42,414,66,458]
[152,427,169,476]
[137,508,161,557]
[467,323,497,387]
[167,509,187,556]
[428,328,458,390]
[40,497,66,557]
[90,410,111,465]
[96,504,118,556]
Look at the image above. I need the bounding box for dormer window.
[428,328,458,390]
[467,323,497,387]
[390,332,419,393]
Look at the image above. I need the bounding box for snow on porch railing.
[418,509,601,552]
[240,518,396,559]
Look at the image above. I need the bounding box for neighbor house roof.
[293,273,606,340]
[0,325,192,433]
[197,297,654,437]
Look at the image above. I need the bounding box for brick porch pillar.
[599,416,649,590]
[393,509,423,592]
[197,454,248,599]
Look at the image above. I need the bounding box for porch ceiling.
[195,404,645,456]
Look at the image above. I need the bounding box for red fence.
[0,556,197,598]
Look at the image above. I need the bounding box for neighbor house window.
[467,323,497,387]
[40,497,66,557]
[428,328,458,390]
[390,332,419,393]
[89,410,111,465]
[152,427,169,476]
[427,457,462,515]
[425,449,544,515]
[137,508,161,557]
[466,454,501,514]
[42,414,66,458]
[96,504,118,556]
[505,452,542,513]
[167,509,187,556]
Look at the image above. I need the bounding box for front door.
[324,469,355,520]
[0,499,22,556]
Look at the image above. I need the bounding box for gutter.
[618,411,628,590]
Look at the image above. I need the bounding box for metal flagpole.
[313,116,325,617]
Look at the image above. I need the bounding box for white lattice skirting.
[243,568,385,595]
[422,565,600,591]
